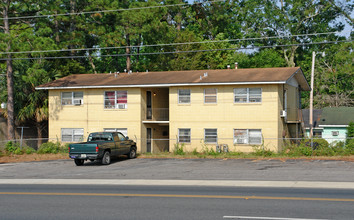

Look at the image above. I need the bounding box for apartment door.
[146,91,152,120]
[147,128,152,153]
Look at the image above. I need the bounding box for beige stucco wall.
[48,82,302,153]
[48,88,142,151]
[169,85,282,152]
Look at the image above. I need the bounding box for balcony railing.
[144,108,169,121]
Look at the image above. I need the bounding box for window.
[234,88,262,103]
[61,128,84,142]
[88,133,113,142]
[104,128,128,137]
[234,129,262,145]
[117,132,125,141]
[313,131,322,138]
[178,128,191,143]
[104,91,127,109]
[61,92,83,105]
[332,131,339,136]
[178,89,190,104]
[204,129,217,143]
[204,88,217,103]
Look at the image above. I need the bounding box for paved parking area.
[1,158,354,182]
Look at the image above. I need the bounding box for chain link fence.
[0,137,352,154]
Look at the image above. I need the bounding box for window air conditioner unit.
[73,99,82,105]
[280,110,287,118]
[236,139,246,144]
[332,131,339,136]
[117,104,127,109]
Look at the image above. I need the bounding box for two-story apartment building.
[36,67,310,153]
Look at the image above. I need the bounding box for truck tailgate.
[69,143,98,154]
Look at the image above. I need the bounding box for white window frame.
[61,92,83,106]
[61,128,84,142]
[178,128,191,143]
[178,89,191,104]
[104,128,128,137]
[204,128,217,144]
[204,88,217,104]
[234,88,262,103]
[104,91,128,109]
[234,129,262,145]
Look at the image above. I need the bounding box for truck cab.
[69,132,137,166]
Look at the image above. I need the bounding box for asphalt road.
[1,158,354,219]
[1,184,353,220]
[0,157,354,182]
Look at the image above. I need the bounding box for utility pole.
[309,51,324,147]
[309,51,315,141]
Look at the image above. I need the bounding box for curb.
[1,179,354,189]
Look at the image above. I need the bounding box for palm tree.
[17,66,50,147]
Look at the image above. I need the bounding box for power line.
[0,31,350,56]
[0,39,352,61]
[0,0,225,21]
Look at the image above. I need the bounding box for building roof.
[36,67,310,91]
[318,107,354,127]
[301,109,323,128]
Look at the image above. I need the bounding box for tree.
[0,0,15,140]
[346,121,354,147]
[241,0,346,67]
[248,49,287,68]
[17,63,50,146]
[0,0,58,144]
[314,42,354,107]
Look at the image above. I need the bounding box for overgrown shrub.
[198,140,222,157]
[345,139,354,154]
[201,146,219,157]
[281,138,354,157]
[4,141,23,155]
[347,122,354,141]
[281,140,309,157]
[173,143,185,155]
[192,148,199,155]
[24,147,36,155]
[311,138,329,149]
[251,145,274,157]
[37,142,65,154]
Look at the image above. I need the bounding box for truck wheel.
[74,159,84,166]
[128,147,136,159]
[101,151,111,165]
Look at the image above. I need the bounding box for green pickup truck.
[68,132,137,166]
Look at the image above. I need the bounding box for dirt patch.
[137,154,354,162]
[1,153,353,164]
[0,153,68,163]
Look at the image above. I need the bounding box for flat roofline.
[319,125,348,128]
[304,127,324,130]
[36,81,287,90]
